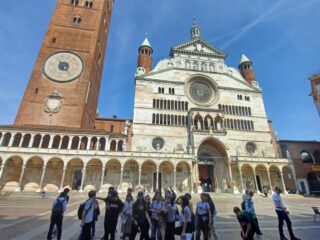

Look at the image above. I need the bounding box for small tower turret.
[191,18,201,39]
[238,53,256,85]
[137,37,153,73]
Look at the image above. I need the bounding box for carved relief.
[44,91,64,114]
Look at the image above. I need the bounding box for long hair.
[180,195,189,214]
[205,193,215,214]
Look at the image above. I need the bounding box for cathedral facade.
[0,1,297,195]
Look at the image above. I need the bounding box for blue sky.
[0,0,319,140]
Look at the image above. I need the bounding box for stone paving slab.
[0,195,319,240]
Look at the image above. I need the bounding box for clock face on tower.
[43,51,84,82]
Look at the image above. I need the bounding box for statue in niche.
[197,120,201,130]
[216,120,221,131]
[207,118,211,129]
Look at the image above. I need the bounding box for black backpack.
[52,198,65,216]
[78,200,93,220]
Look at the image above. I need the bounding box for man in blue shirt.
[47,191,68,240]
[80,190,97,240]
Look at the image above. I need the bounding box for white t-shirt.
[196,201,210,215]
[272,192,285,211]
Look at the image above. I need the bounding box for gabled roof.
[170,38,227,59]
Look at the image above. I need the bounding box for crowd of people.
[46,186,301,240]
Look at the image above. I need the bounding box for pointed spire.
[191,17,200,39]
[140,37,152,48]
[240,53,251,64]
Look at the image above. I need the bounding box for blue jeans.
[151,218,161,240]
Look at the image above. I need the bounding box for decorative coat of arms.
[44,91,64,114]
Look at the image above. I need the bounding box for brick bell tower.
[137,37,153,73]
[15,0,114,129]
[238,53,256,85]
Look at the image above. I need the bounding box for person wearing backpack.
[47,191,68,240]
[195,193,212,240]
[80,190,97,240]
[92,197,100,238]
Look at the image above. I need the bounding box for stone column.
[99,164,106,193]
[28,135,35,148]
[190,169,194,193]
[280,172,288,194]
[59,166,67,191]
[67,137,73,150]
[105,138,109,151]
[138,167,142,186]
[267,170,273,193]
[48,135,54,149]
[86,137,92,150]
[115,140,119,151]
[156,167,159,190]
[79,167,86,192]
[238,165,245,193]
[173,170,177,191]
[228,163,233,183]
[119,167,124,192]
[58,136,63,149]
[16,164,26,191]
[78,136,82,150]
[19,134,25,147]
[8,135,15,147]
[39,135,44,148]
[39,165,47,189]
[0,164,4,181]
[96,137,100,150]
[0,133,4,146]
[291,168,299,193]
[253,170,260,193]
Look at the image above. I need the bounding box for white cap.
[140,37,152,48]
[240,53,251,64]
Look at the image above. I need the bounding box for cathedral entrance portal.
[197,138,228,192]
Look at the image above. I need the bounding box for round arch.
[43,157,64,192]
[84,158,103,191]
[141,160,157,192]
[197,137,228,192]
[123,160,139,190]
[176,161,191,192]
[241,164,255,191]
[22,156,44,191]
[282,165,297,193]
[255,164,269,193]
[159,161,174,191]
[102,159,121,190]
[65,158,84,190]
[1,156,24,191]
[269,165,282,191]
[307,172,320,194]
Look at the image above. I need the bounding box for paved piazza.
[0,194,319,240]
